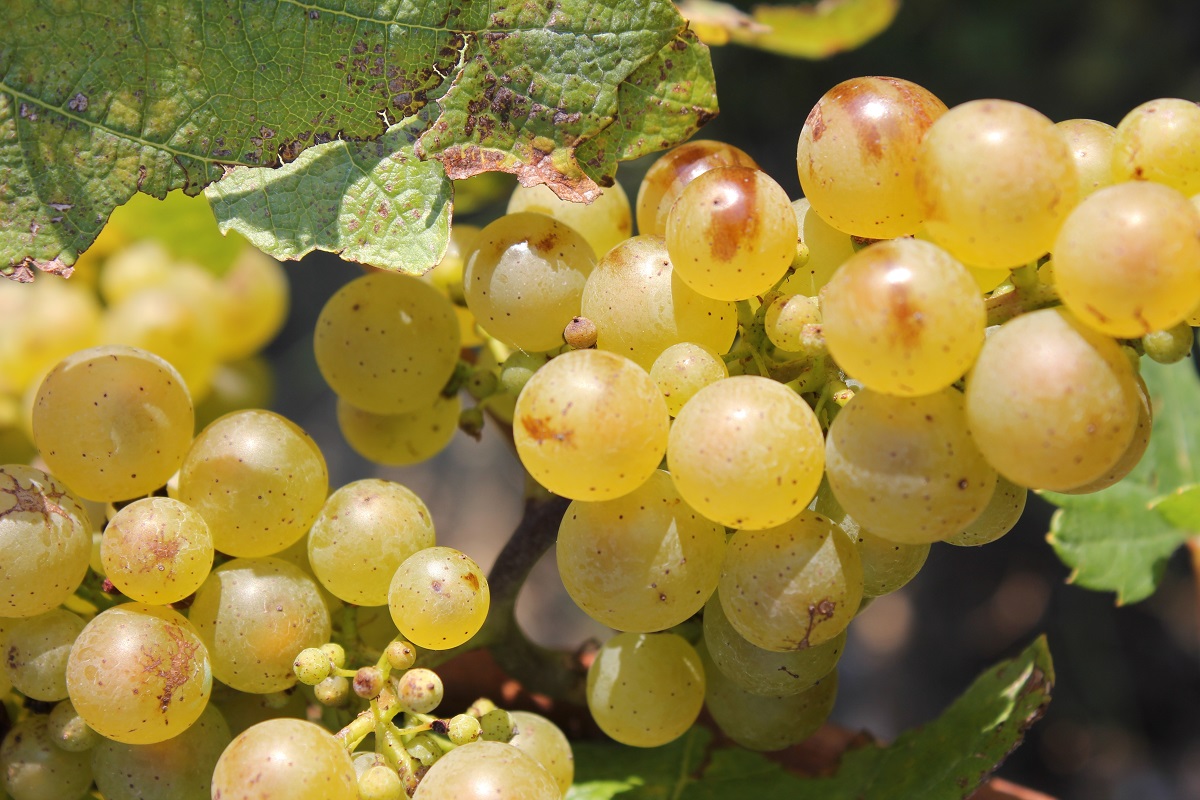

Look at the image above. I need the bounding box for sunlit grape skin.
[649,341,729,416]
[388,546,489,650]
[507,181,632,258]
[636,140,759,237]
[411,741,560,800]
[820,238,984,397]
[100,497,213,605]
[1056,118,1117,199]
[1052,181,1200,338]
[508,711,575,796]
[1112,97,1200,195]
[668,375,824,530]
[210,719,357,800]
[915,99,1079,269]
[514,349,669,501]
[797,76,947,238]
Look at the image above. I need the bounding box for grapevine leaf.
[204,112,451,273]
[1043,360,1200,604]
[0,0,714,278]
[1151,484,1200,530]
[677,0,899,58]
[568,637,1052,800]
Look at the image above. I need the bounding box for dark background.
[265,2,1200,798]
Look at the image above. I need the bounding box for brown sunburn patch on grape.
[832,82,885,160]
[708,170,758,264]
[887,282,925,347]
[140,623,201,714]
[0,474,73,524]
[805,104,827,142]
[521,415,574,446]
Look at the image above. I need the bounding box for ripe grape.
[388,546,489,650]
[189,557,331,693]
[313,271,460,414]
[820,237,984,396]
[0,714,93,800]
[210,719,357,800]
[3,609,85,701]
[1053,373,1153,496]
[777,198,856,296]
[1056,118,1117,199]
[411,740,560,800]
[32,345,194,502]
[586,632,705,748]
[824,388,997,544]
[797,76,947,238]
[336,394,461,466]
[66,603,211,745]
[668,375,824,529]
[0,465,91,617]
[915,99,1079,268]
[965,308,1141,491]
[0,277,100,396]
[580,235,737,370]
[1052,181,1200,338]
[557,470,725,632]
[215,248,290,361]
[509,711,574,795]
[513,349,669,501]
[464,212,597,351]
[945,475,1028,546]
[666,166,798,301]
[636,140,759,237]
[649,341,729,416]
[719,512,862,651]
[100,497,214,604]
[178,409,328,557]
[507,181,632,258]
[1112,97,1200,194]
[764,294,820,352]
[308,479,436,606]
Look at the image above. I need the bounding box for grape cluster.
[0,72,1197,799]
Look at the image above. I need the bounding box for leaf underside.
[568,637,1054,800]
[0,0,717,277]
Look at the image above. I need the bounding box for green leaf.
[678,0,899,58]
[1044,360,1200,604]
[205,112,451,274]
[568,637,1053,800]
[0,0,714,278]
[1151,483,1200,531]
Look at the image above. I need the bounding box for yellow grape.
[411,741,559,800]
[916,99,1079,269]
[215,248,290,362]
[508,181,633,258]
[514,349,669,501]
[100,497,213,604]
[636,140,759,237]
[1052,181,1200,338]
[777,198,857,297]
[2,608,85,701]
[763,294,820,352]
[211,719,357,800]
[666,166,797,301]
[821,237,984,396]
[387,546,489,650]
[649,341,729,416]
[1056,118,1117,199]
[580,235,737,370]
[336,394,461,466]
[944,475,1028,547]
[0,277,100,395]
[508,712,574,795]
[1112,98,1200,194]
[1053,373,1153,496]
[668,375,824,529]
[797,76,947,238]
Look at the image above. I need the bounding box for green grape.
[314,271,460,414]
[480,708,517,742]
[102,280,221,401]
[292,648,331,686]
[636,140,759,237]
[509,711,574,796]
[0,465,91,617]
[945,475,1028,546]
[499,351,550,395]
[508,181,633,258]
[668,375,824,529]
[777,198,857,296]
[763,294,820,352]
[179,409,328,557]
[308,479,436,606]
[824,388,997,544]
[448,713,483,746]
[47,700,98,753]
[411,741,560,800]
[586,632,705,748]
[580,235,737,370]
[916,99,1079,269]
[394,667,444,713]
[557,470,725,632]
[407,732,442,767]
[352,751,387,777]
[702,594,844,696]
[385,639,416,671]
[1112,98,1200,195]
[209,681,308,737]
[965,308,1141,491]
[90,702,231,800]
[314,675,352,707]
[66,603,211,745]
[189,557,331,693]
[0,714,93,800]
[0,277,100,396]
[388,546,489,650]
[215,248,290,361]
[210,719,357,800]
[513,349,669,500]
[353,666,385,698]
[464,212,598,351]
[719,512,862,651]
[32,344,194,502]
[424,223,480,306]
[1143,321,1195,364]
[700,644,837,752]
[194,356,276,431]
[796,76,947,238]
[322,642,347,669]
[666,166,797,301]
[3,609,85,701]
[1053,373,1153,496]
[649,341,729,416]
[100,497,213,604]
[1052,181,1200,338]
[336,394,461,466]
[358,764,405,800]
[821,238,985,396]
[97,240,171,304]
[1056,118,1117,199]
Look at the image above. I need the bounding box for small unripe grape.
[353,666,385,699]
[448,714,483,746]
[358,764,405,800]
[385,640,417,671]
[322,642,347,669]
[47,699,99,752]
[394,668,444,714]
[480,709,517,742]
[315,675,351,707]
[293,647,332,685]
